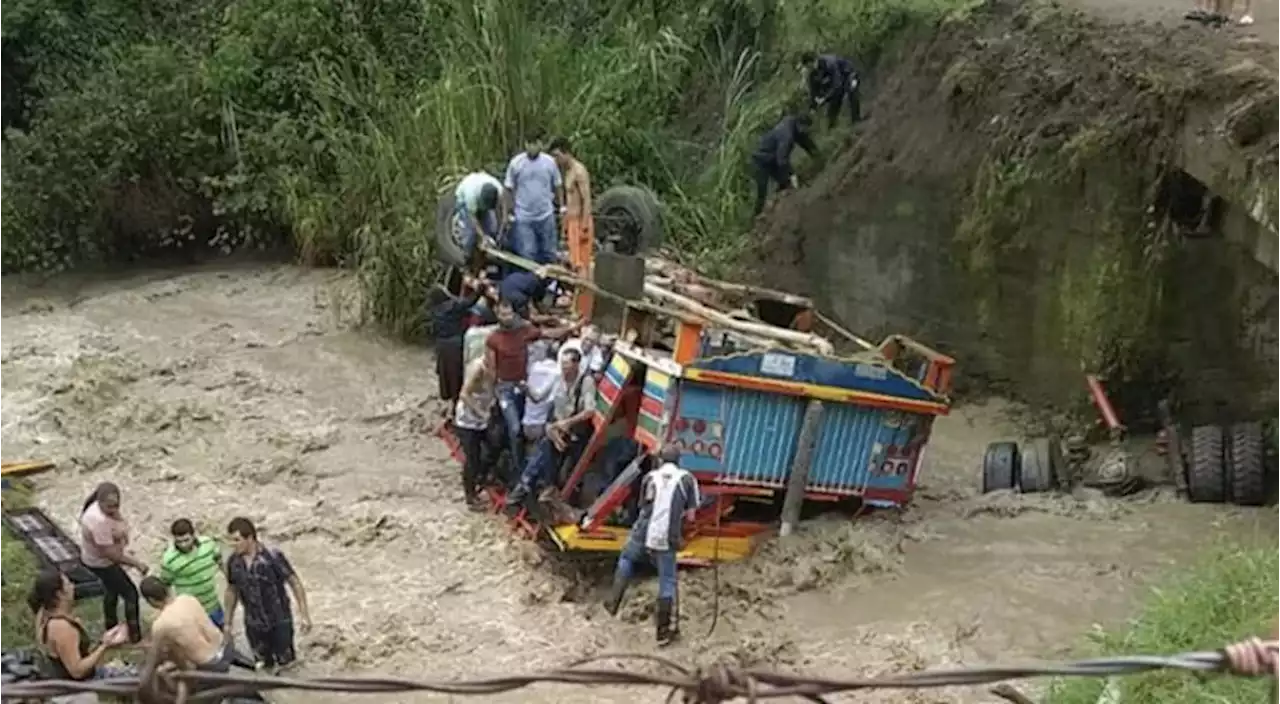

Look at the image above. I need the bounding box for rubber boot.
[603,573,629,616]
[655,598,677,647]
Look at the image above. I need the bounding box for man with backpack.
[506,347,596,505]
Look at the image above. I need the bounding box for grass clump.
[3,0,971,338]
[1046,543,1279,704]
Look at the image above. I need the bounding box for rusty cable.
[3,642,1275,703]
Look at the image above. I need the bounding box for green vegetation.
[3,0,973,337]
[1,485,42,647]
[1047,543,1279,704]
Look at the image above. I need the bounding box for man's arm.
[502,161,518,219]
[271,549,311,630]
[222,583,239,634]
[795,129,819,159]
[539,320,582,341]
[553,162,565,211]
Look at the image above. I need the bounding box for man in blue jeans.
[503,131,564,264]
[485,299,581,478]
[603,444,701,646]
[507,347,597,506]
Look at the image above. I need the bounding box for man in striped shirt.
[159,519,225,628]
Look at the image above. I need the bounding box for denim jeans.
[615,528,678,600]
[511,216,558,264]
[517,431,588,494]
[456,203,498,258]
[495,382,526,474]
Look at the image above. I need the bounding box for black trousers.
[245,620,296,669]
[752,159,792,216]
[87,564,142,643]
[435,336,465,403]
[456,425,487,500]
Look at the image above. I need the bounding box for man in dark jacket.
[800,51,860,128]
[750,113,818,216]
[428,275,495,419]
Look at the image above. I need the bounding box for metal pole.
[780,400,824,537]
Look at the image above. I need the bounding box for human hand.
[789,175,800,189]
[300,616,312,635]
[101,624,129,647]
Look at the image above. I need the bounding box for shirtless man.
[549,137,594,274]
[137,576,251,696]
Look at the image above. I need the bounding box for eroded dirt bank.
[3,265,1275,703]
[753,0,1279,427]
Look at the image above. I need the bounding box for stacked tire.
[980,439,1060,494]
[1187,422,1271,506]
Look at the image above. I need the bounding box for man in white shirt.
[507,348,596,505]
[603,444,700,646]
[454,171,504,260]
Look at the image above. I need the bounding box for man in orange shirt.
[549,137,594,274]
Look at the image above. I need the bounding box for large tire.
[434,192,470,267]
[1018,438,1056,494]
[1228,421,1267,506]
[594,186,664,256]
[1187,425,1226,503]
[982,441,1020,493]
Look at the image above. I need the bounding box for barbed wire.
[3,642,1275,704]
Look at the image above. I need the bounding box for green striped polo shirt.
[159,536,222,613]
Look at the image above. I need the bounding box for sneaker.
[1238,13,1254,24]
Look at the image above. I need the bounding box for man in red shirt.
[486,298,580,475]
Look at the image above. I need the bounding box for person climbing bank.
[454,171,504,262]
[603,444,701,646]
[78,482,146,644]
[455,352,498,510]
[158,518,225,628]
[800,50,861,128]
[750,112,819,217]
[503,130,565,264]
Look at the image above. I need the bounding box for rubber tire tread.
[1228,421,1267,506]
[1018,438,1054,494]
[1187,425,1226,503]
[595,186,664,255]
[982,441,1020,494]
[434,192,469,267]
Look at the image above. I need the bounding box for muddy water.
[2,264,1274,703]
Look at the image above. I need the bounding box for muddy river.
[2,264,1274,703]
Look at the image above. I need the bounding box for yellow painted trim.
[549,525,757,563]
[682,368,950,414]
[647,370,671,389]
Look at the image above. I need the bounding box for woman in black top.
[28,569,130,680]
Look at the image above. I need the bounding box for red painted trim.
[639,395,664,418]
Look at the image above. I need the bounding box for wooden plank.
[1,460,57,478]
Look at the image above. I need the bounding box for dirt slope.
[3,265,1275,704]
[750,0,1278,422]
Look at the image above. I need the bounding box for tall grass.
[2,0,972,336]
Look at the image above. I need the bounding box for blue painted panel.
[688,351,946,404]
[721,389,805,485]
[808,405,927,493]
[671,382,725,472]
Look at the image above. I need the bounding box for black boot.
[655,598,677,646]
[603,573,629,616]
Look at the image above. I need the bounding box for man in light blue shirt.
[503,130,564,265]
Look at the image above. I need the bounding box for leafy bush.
[3,0,968,336]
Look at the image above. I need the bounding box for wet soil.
[3,264,1275,703]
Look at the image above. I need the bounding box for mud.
[3,265,1276,703]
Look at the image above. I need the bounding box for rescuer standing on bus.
[603,444,700,646]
